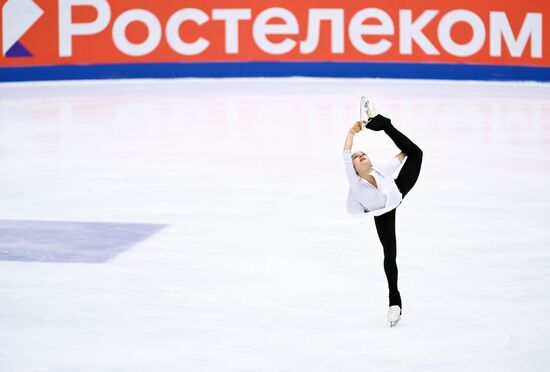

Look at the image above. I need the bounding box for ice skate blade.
[390,318,400,328]
[359,96,366,123]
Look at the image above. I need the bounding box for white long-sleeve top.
[343,149,403,218]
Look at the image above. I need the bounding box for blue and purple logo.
[2,0,44,57]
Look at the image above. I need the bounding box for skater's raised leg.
[366,114,423,198]
[388,123,423,198]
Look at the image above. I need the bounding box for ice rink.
[1,77,549,371]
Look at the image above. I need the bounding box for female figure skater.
[343,100,423,327]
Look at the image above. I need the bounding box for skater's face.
[352,151,372,174]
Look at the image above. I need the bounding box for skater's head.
[351,151,373,175]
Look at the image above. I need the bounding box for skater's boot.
[387,305,402,328]
[363,98,379,120]
[362,101,390,131]
[360,96,375,123]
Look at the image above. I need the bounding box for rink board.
[1,62,549,82]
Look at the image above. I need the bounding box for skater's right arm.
[343,122,382,215]
[343,121,365,189]
[343,121,363,151]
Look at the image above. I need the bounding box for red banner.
[1,0,548,67]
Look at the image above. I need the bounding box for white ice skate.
[359,96,379,128]
[387,305,402,328]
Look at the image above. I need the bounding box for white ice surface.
[0,77,549,371]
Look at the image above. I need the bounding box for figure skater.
[343,100,423,327]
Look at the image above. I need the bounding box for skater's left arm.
[377,152,406,177]
[395,151,406,163]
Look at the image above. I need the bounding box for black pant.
[369,115,423,310]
